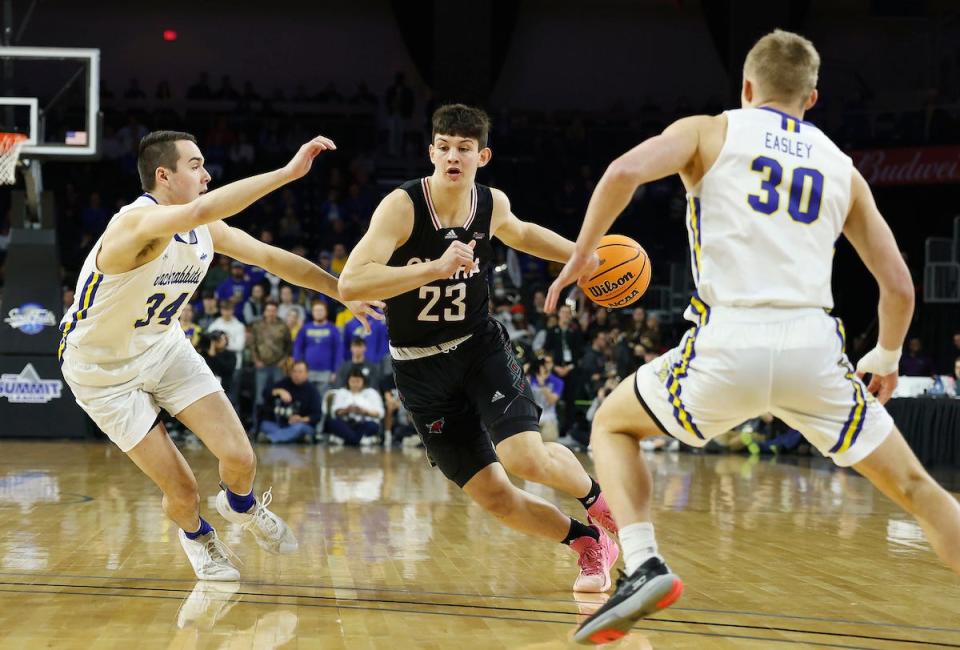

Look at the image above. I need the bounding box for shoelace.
[243,487,282,539]
[578,544,605,575]
[203,536,242,572]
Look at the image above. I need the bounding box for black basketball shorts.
[392,318,542,487]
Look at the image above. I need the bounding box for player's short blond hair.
[743,29,820,104]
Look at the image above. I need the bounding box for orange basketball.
[578,234,651,308]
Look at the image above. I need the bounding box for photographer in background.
[260,361,322,443]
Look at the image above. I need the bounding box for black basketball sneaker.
[573,556,683,645]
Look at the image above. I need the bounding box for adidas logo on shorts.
[491,391,505,403]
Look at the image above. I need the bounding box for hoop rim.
[0,132,28,153]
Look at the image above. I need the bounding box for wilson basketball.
[578,234,651,308]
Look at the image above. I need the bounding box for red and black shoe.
[573,556,683,645]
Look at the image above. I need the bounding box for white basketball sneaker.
[178,529,241,582]
[215,486,298,555]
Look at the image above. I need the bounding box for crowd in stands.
[2,70,959,455]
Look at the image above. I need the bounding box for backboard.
[0,46,100,159]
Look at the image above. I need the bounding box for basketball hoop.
[0,133,28,185]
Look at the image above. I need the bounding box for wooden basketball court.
[0,441,956,649]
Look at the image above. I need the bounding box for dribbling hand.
[283,135,337,180]
[434,239,476,279]
[545,249,600,313]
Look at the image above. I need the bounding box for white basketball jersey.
[684,107,852,321]
[59,194,213,365]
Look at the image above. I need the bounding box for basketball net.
[0,133,28,185]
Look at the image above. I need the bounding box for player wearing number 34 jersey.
[339,104,621,593]
[59,130,382,582]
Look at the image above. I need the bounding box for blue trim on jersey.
[173,230,199,245]
[141,193,159,204]
[665,295,710,439]
[757,106,814,133]
[58,271,104,364]
[829,316,868,455]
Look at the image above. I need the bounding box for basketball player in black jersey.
[339,104,618,592]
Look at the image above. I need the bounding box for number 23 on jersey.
[417,283,466,322]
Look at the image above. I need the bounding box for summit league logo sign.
[0,364,63,404]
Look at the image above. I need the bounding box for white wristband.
[856,345,901,377]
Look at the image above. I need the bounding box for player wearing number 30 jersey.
[543,29,960,645]
[339,104,621,593]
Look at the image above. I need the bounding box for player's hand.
[343,299,386,334]
[545,249,600,313]
[856,345,901,405]
[434,239,476,279]
[283,135,337,180]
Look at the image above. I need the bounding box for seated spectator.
[381,371,417,446]
[243,283,266,324]
[334,337,381,388]
[199,330,237,396]
[529,354,564,441]
[900,337,935,377]
[260,361,322,443]
[294,302,340,396]
[327,367,385,446]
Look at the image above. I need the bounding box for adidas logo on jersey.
[445,230,458,239]
[491,391,505,403]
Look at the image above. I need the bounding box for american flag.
[65,131,88,146]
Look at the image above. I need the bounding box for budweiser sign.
[852,147,960,186]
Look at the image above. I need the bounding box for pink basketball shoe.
[570,525,620,592]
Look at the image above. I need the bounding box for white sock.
[620,522,658,574]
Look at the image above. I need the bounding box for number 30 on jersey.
[747,156,824,224]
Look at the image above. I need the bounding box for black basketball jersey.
[385,178,494,348]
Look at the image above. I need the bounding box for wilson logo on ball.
[578,234,651,309]
[587,271,635,297]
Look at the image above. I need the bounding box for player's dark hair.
[137,130,197,192]
[431,104,491,148]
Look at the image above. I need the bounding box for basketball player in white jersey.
[59,131,383,581]
[545,30,960,644]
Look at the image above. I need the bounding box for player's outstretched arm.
[545,117,704,312]
[209,221,385,332]
[338,190,476,301]
[843,169,915,403]
[490,189,575,263]
[119,136,335,248]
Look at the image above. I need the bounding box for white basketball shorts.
[634,304,894,467]
[61,332,223,452]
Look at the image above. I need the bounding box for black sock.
[562,517,599,545]
[578,477,602,509]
